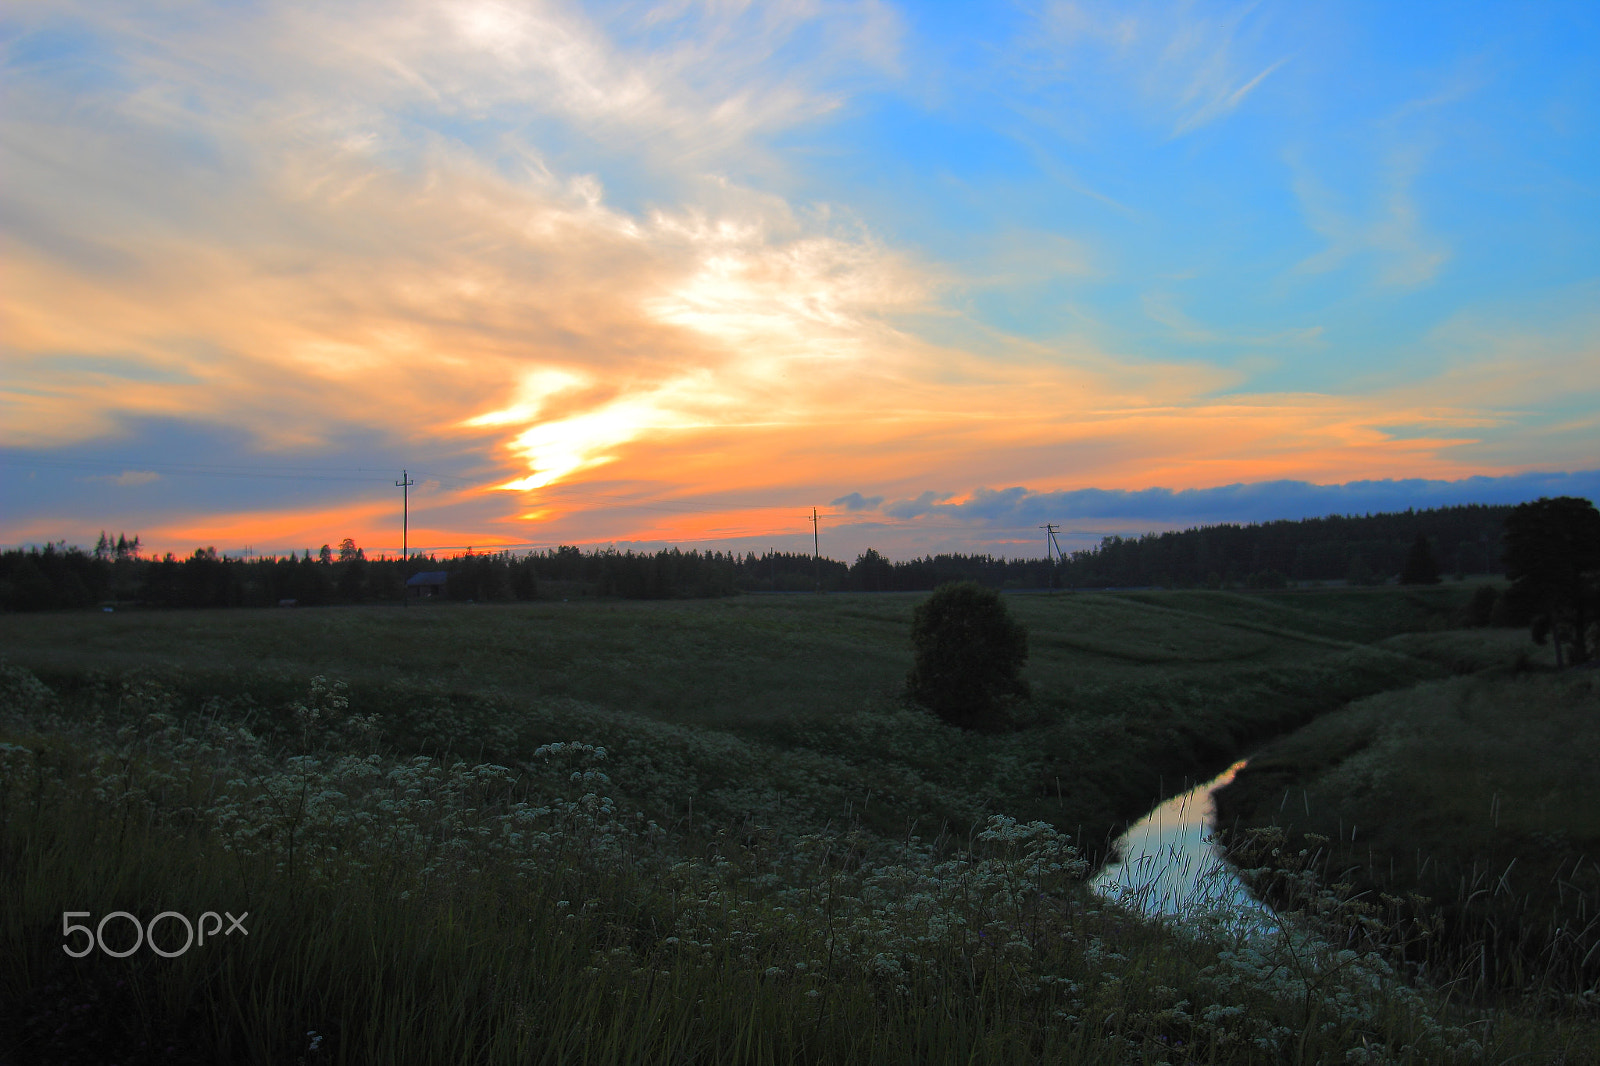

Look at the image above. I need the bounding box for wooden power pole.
[396,470,415,560]
[812,508,820,592]
[396,469,414,606]
[1040,523,1064,589]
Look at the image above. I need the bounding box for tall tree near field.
[906,582,1029,730]
[851,548,894,591]
[337,553,368,602]
[1502,496,1600,667]
[1399,533,1442,585]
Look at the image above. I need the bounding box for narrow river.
[1089,759,1276,932]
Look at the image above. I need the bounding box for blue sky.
[2,1,1596,559]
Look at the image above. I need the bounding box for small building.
[405,571,449,600]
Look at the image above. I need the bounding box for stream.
[1089,759,1276,932]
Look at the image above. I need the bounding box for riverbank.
[1215,659,1600,1010]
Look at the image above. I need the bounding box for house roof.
[405,571,450,586]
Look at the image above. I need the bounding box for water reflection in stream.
[1090,759,1276,932]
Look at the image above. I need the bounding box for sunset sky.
[4,1,1597,561]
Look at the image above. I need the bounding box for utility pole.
[396,470,415,560]
[812,508,820,592]
[396,469,414,606]
[1040,523,1063,590]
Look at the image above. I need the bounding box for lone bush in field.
[906,582,1029,730]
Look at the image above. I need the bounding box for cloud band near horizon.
[838,470,1600,533]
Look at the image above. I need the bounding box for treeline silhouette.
[1053,504,1513,591]
[0,503,1517,612]
[0,540,847,610]
[841,505,1514,592]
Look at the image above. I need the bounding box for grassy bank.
[4,585,1579,1063]
[1215,663,1600,1014]
[0,588,1475,855]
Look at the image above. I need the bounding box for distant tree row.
[1048,504,1515,590]
[844,504,1516,592]
[0,540,848,610]
[0,501,1579,613]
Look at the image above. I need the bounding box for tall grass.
[1216,670,1600,1011]
[2,661,1516,1064]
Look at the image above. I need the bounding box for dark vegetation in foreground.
[1216,669,1600,1004]
[3,584,1596,1063]
[1,502,1519,611]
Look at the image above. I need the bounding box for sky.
[3,0,1597,562]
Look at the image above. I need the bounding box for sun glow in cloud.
[452,206,939,496]
[2,1,1597,558]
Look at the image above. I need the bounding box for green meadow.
[2,585,1593,1063]
[1215,663,1600,1006]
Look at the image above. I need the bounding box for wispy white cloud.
[303,0,904,169]
[1289,143,1451,287]
[1027,0,1289,135]
[0,0,925,470]
[1171,54,1289,135]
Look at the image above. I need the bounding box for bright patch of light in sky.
[2,1,1596,558]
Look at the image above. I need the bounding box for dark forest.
[1,503,1517,611]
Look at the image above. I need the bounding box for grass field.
[1215,668,1600,1007]
[0,588,1478,851]
[2,584,1590,1063]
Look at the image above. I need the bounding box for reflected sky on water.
[1091,759,1276,933]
